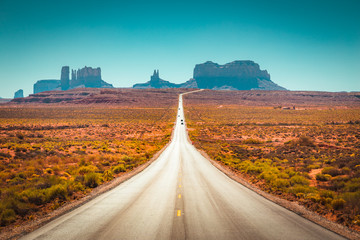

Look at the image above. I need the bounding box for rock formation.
[133,60,286,91]
[71,66,102,88]
[193,61,286,90]
[60,66,70,90]
[133,70,178,89]
[14,89,24,98]
[34,80,61,94]
[33,66,113,94]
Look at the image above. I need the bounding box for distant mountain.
[133,60,286,91]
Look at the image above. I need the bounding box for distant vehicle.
[181,122,184,125]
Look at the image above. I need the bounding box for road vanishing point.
[21,92,345,240]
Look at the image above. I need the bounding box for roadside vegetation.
[184,104,360,231]
[0,106,175,228]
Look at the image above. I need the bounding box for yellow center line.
[177,210,181,216]
[179,184,181,188]
[178,194,181,198]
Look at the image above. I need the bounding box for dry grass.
[184,92,360,232]
[0,104,176,228]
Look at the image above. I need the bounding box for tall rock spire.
[60,66,70,90]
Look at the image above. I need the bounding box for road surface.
[21,93,345,240]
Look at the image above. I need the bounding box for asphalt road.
[21,93,345,240]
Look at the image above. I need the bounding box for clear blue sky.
[0,0,359,98]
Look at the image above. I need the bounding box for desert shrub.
[121,155,133,163]
[66,181,84,195]
[316,173,331,181]
[320,190,335,199]
[307,164,320,170]
[246,164,263,174]
[277,172,290,179]
[344,178,360,192]
[322,167,341,177]
[290,175,309,186]
[45,184,67,201]
[331,198,346,210]
[306,193,321,203]
[288,136,315,147]
[16,132,24,140]
[78,165,98,175]
[20,189,45,205]
[4,198,31,216]
[84,172,100,188]
[102,170,114,182]
[113,164,126,174]
[243,138,262,144]
[342,191,360,210]
[101,161,110,166]
[328,177,346,191]
[271,178,290,189]
[44,168,53,174]
[0,209,16,226]
[259,171,276,183]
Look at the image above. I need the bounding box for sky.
[0,0,359,98]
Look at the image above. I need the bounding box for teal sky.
[0,0,359,98]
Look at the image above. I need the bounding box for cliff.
[14,89,24,98]
[193,61,286,90]
[34,80,61,94]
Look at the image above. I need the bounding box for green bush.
[306,193,321,203]
[342,191,360,210]
[243,138,262,144]
[259,171,276,183]
[316,173,331,181]
[84,172,100,188]
[322,167,341,177]
[20,189,45,205]
[45,184,67,201]
[78,165,98,175]
[271,178,290,189]
[331,198,346,210]
[113,164,126,174]
[320,190,335,199]
[0,209,16,226]
[344,178,360,192]
[290,175,309,186]
[102,170,114,182]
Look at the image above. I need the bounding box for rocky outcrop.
[14,89,24,98]
[193,61,286,90]
[71,66,102,88]
[34,80,61,94]
[133,70,179,89]
[33,66,113,94]
[132,60,286,91]
[61,66,70,90]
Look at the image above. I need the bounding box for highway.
[21,93,345,240]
